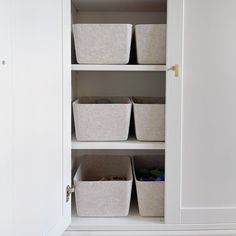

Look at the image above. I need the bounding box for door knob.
[168,64,179,77]
[1,60,6,65]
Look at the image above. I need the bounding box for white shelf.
[71,135,165,150]
[69,198,164,231]
[71,64,166,72]
[72,0,167,12]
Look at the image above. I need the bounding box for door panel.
[11,0,70,235]
[165,0,184,224]
[0,0,13,235]
[181,0,236,223]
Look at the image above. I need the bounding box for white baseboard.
[63,229,236,236]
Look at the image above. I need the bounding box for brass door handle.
[168,64,179,77]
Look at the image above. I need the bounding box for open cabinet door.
[11,0,71,235]
[178,0,236,224]
[0,0,13,235]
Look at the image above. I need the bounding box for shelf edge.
[71,64,166,72]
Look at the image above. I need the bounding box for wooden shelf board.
[71,64,166,72]
[71,135,165,150]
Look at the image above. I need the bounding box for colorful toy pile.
[136,168,165,181]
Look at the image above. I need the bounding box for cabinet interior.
[70,0,167,230]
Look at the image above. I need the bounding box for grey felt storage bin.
[73,97,132,141]
[72,24,132,64]
[132,97,165,141]
[73,155,133,217]
[133,156,165,217]
[135,24,166,64]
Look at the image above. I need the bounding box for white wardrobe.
[1,0,236,235]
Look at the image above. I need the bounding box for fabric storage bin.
[133,155,165,217]
[132,97,165,141]
[73,97,132,141]
[135,24,166,64]
[73,155,133,217]
[72,24,132,64]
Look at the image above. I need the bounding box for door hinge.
[168,64,179,78]
[66,185,74,202]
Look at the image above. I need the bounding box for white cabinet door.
[165,0,184,224]
[11,0,70,235]
[178,0,236,224]
[0,0,13,235]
